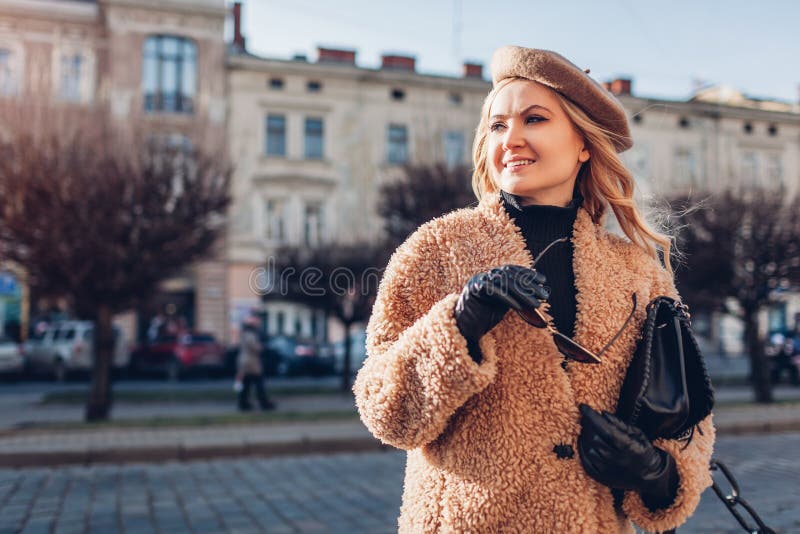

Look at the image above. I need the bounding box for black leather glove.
[578,404,679,511]
[454,265,548,363]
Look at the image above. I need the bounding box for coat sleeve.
[353,224,499,450]
[623,263,716,532]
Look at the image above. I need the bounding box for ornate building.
[0,0,229,342]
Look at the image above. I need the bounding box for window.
[142,35,197,113]
[58,53,82,102]
[307,80,322,92]
[443,131,464,168]
[56,327,76,341]
[304,202,323,246]
[632,113,643,124]
[766,154,783,186]
[390,88,405,101]
[147,132,193,153]
[265,114,286,156]
[387,124,409,164]
[741,151,759,185]
[0,49,17,96]
[264,198,287,243]
[276,312,285,335]
[743,122,753,134]
[768,124,778,136]
[627,143,651,182]
[448,92,462,105]
[304,117,324,159]
[269,77,284,90]
[672,147,698,187]
[678,117,690,129]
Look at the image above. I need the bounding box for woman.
[354,46,714,533]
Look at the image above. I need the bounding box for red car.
[129,332,225,380]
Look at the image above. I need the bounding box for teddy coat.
[354,195,715,533]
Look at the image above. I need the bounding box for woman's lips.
[504,159,536,172]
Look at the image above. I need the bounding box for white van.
[23,321,128,381]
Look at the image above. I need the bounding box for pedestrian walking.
[236,316,275,411]
[354,46,715,533]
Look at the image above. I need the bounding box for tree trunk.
[85,304,115,421]
[340,322,353,392]
[743,306,773,404]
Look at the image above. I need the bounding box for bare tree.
[265,164,473,391]
[669,188,800,403]
[378,163,476,248]
[0,103,231,421]
[265,243,388,391]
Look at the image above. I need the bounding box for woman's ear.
[578,146,591,163]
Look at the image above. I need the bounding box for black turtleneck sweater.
[501,190,579,337]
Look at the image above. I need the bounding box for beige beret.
[490,46,632,152]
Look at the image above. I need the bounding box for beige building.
[617,84,800,198]
[225,42,490,342]
[0,0,229,342]
[225,10,800,349]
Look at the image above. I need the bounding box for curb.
[0,436,390,468]
[713,419,800,436]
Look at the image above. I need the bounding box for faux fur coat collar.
[355,195,715,533]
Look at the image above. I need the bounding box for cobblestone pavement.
[1,433,798,533]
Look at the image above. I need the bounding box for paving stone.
[2,433,798,532]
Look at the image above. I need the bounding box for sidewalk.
[0,385,798,467]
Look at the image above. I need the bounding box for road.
[1,375,798,431]
[1,432,798,533]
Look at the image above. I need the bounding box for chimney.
[317,47,357,65]
[463,62,483,79]
[232,2,246,51]
[606,78,632,96]
[381,54,416,72]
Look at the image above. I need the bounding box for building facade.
[618,85,800,198]
[0,0,229,342]
[225,44,489,343]
[225,12,800,349]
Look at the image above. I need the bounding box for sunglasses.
[514,237,637,364]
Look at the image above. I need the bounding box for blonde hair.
[471,77,673,273]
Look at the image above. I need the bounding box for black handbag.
[614,297,775,533]
[616,296,714,441]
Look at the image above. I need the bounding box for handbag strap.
[709,459,776,534]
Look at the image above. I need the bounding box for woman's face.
[487,79,590,206]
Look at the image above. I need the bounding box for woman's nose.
[502,122,525,150]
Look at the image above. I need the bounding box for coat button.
[553,443,574,459]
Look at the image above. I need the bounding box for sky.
[237,0,799,103]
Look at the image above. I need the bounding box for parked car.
[129,332,225,381]
[333,330,367,375]
[0,335,24,379]
[266,336,335,377]
[766,330,800,385]
[22,321,128,381]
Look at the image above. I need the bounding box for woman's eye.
[489,122,505,132]
[526,115,546,124]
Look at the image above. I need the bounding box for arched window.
[142,35,197,113]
